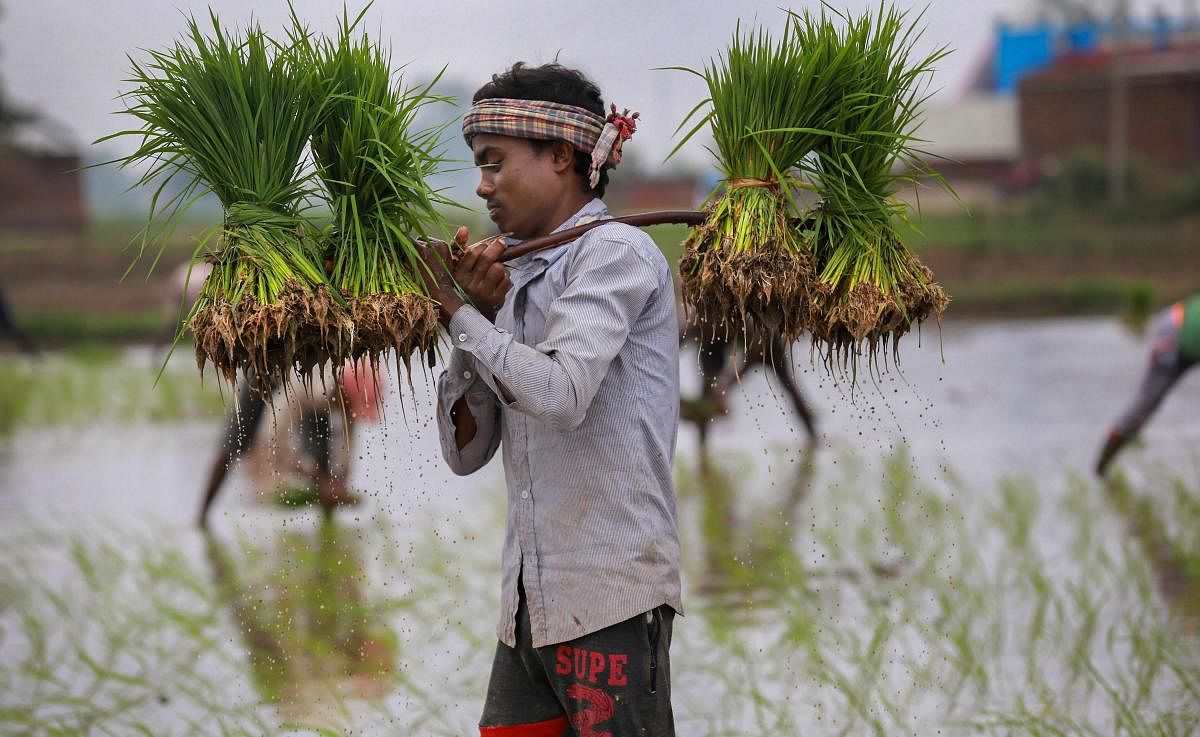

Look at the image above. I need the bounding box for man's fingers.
[413,242,434,278]
[456,244,479,280]
[485,263,506,288]
[482,236,506,263]
[418,240,457,288]
[454,225,469,246]
[416,238,447,262]
[472,236,507,276]
[457,236,504,285]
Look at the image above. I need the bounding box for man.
[420,62,682,736]
[681,312,817,447]
[0,284,37,355]
[1096,293,1200,477]
[194,372,355,528]
[181,256,364,527]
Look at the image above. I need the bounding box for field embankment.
[2,211,1198,344]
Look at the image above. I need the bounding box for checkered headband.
[463,98,639,188]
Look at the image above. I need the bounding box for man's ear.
[549,140,576,174]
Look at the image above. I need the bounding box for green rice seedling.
[807,4,950,371]
[668,12,853,343]
[303,8,455,381]
[99,10,346,387]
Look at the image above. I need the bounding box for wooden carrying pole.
[496,210,707,263]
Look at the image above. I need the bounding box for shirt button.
[463,370,473,379]
[457,332,468,343]
[520,490,529,499]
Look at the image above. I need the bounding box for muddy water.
[1,316,1198,734]
[5,317,1196,529]
[695,316,1198,484]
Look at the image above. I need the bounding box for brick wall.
[0,153,86,229]
[603,177,701,214]
[1019,59,1200,173]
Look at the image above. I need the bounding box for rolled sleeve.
[438,346,480,402]
[435,347,501,475]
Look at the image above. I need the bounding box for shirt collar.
[505,198,610,270]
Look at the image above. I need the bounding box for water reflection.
[680,323,822,594]
[1102,477,1200,636]
[203,521,397,727]
[681,438,819,596]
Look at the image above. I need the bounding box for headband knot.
[589,103,640,186]
[463,98,639,190]
[607,103,639,140]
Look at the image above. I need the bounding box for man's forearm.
[450,396,479,450]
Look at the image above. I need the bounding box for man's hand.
[418,227,511,328]
[453,234,511,322]
[417,229,468,328]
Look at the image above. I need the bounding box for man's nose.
[476,175,494,200]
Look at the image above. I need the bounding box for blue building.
[972,14,1194,95]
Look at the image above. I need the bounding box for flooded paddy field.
[1,318,1198,736]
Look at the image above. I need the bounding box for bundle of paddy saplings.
[105,12,345,388]
[671,6,951,375]
[304,10,452,381]
[672,14,853,342]
[806,6,950,372]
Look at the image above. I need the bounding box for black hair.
[472,62,610,198]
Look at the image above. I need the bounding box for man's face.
[471,133,565,240]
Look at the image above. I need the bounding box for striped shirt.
[436,198,683,648]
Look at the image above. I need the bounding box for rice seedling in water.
[0,349,224,433]
[806,5,950,372]
[303,8,455,385]
[668,13,851,343]
[99,11,345,388]
[5,457,1200,735]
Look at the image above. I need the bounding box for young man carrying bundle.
[419,63,682,736]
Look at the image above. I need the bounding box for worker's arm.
[446,226,658,432]
[422,231,510,474]
[436,349,502,474]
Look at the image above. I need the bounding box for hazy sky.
[0,0,1191,166]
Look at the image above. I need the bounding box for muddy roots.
[679,230,813,346]
[190,283,440,395]
[346,292,439,385]
[810,253,949,375]
[190,279,355,390]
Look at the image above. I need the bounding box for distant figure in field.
[165,260,369,528]
[680,171,816,446]
[680,303,817,448]
[1096,294,1200,477]
[197,363,373,528]
[0,284,38,355]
